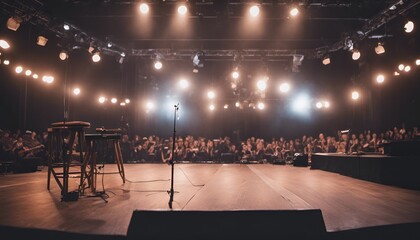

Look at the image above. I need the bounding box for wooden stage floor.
[1,164,420,235]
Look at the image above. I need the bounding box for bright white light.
[139,3,150,14]
[290,7,299,17]
[351,91,360,100]
[416,59,420,66]
[15,66,23,74]
[111,98,118,104]
[352,50,361,60]
[3,59,10,65]
[398,64,405,71]
[179,78,189,89]
[394,71,400,76]
[98,96,106,104]
[404,65,411,72]
[25,70,32,76]
[249,5,260,17]
[224,104,229,109]
[63,24,70,30]
[154,60,163,70]
[120,102,126,106]
[404,20,414,33]
[316,102,323,109]
[209,104,215,111]
[73,88,80,95]
[257,102,265,110]
[322,57,331,65]
[42,75,54,84]
[375,43,385,55]
[125,98,130,104]
[235,101,240,108]
[207,90,215,99]
[324,101,330,108]
[146,101,154,110]
[92,53,101,62]
[376,74,385,84]
[59,51,68,60]
[32,74,38,79]
[257,79,267,91]
[292,94,311,115]
[231,70,239,79]
[279,82,290,93]
[178,5,188,15]
[0,39,10,49]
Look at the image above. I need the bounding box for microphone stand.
[168,104,179,209]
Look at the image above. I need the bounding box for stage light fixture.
[375,43,385,55]
[120,102,126,106]
[63,24,70,30]
[404,20,414,33]
[154,60,163,70]
[146,100,155,110]
[235,101,240,108]
[316,102,323,109]
[376,74,385,84]
[59,50,68,61]
[111,98,118,104]
[3,59,10,65]
[107,42,112,48]
[257,79,267,91]
[292,94,311,115]
[257,102,265,110]
[0,40,10,49]
[125,98,130,104]
[351,91,360,100]
[36,36,48,46]
[178,5,188,15]
[98,96,106,104]
[15,66,23,74]
[209,104,215,111]
[249,5,260,17]
[42,75,54,84]
[352,50,361,60]
[25,69,32,76]
[73,88,80,95]
[404,65,411,72]
[290,7,299,17]
[279,82,290,93]
[179,78,189,89]
[322,56,331,65]
[139,3,150,14]
[7,17,21,31]
[398,64,405,71]
[416,59,420,66]
[32,74,38,79]
[324,101,330,108]
[231,70,239,79]
[224,104,229,109]
[92,52,101,62]
[394,71,400,76]
[207,90,215,99]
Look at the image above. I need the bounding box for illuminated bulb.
[207,90,215,99]
[398,64,405,71]
[257,102,265,110]
[209,104,215,111]
[154,60,162,70]
[98,96,106,104]
[375,43,385,55]
[404,65,411,72]
[32,74,38,79]
[322,56,331,65]
[394,71,400,76]
[3,59,10,65]
[279,83,290,93]
[257,79,267,91]
[139,3,149,14]
[249,5,260,17]
[125,98,130,104]
[146,101,154,110]
[42,76,54,84]
[120,102,126,106]
[73,88,80,95]
[316,102,323,109]
[224,104,229,109]
[0,39,10,49]
[179,79,189,89]
[352,91,360,100]
[290,7,299,17]
[231,70,239,79]
[404,20,414,33]
[352,50,361,60]
[15,66,23,74]
[92,52,101,62]
[178,5,188,15]
[235,101,240,108]
[416,59,420,66]
[324,101,330,108]
[231,83,237,89]
[63,24,70,30]
[111,98,117,104]
[59,51,68,60]
[376,74,385,84]
[25,70,32,76]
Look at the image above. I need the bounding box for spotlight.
[7,17,21,31]
[351,91,360,100]
[231,70,239,79]
[416,59,420,66]
[0,39,10,49]
[32,74,38,79]
[375,43,385,55]
[404,65,411,72]
[249,5,260,17]
[322,56,331,65]
[125,98,130,104]
[224,104,229,109]
[324,101,330,108]
[376,74,385,84]
[59,50,68,61]
[231,83,237,89]
[139,3,150,14]
[15,66,23,74]
[257,102,265,110]
[145,101,155,110]
[120,102,126,106]
[398,64,405,71]
[92,52,101,62]
[25,69,32,76]
[42,75,54,84]
[178,5,188,15]
[179,78,189,89]
[120,52,126,57]
[3,59,10,65]
[404,20,414,33]
[36,36,48,46]
[394,71,400,76]
[207,90,215,99]
[352,50,361,60]
[290,7,299,17]
[154,60,163,70]
[111,98,118,104]
[209,104,215,111]
[235,101,240,108]
[316,102,323,109]
[279,82,290,93]
[107,42,112,48]
[257,79,267,91]
[72,88,80,95]
[63,24,70,30]
[292,94,311,115]
[98,96,106,104]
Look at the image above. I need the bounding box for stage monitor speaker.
[293,154,308,167]
[127,209,326,240]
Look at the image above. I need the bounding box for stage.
[1,164,420,236]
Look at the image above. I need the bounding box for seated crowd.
[1,125,419,164]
